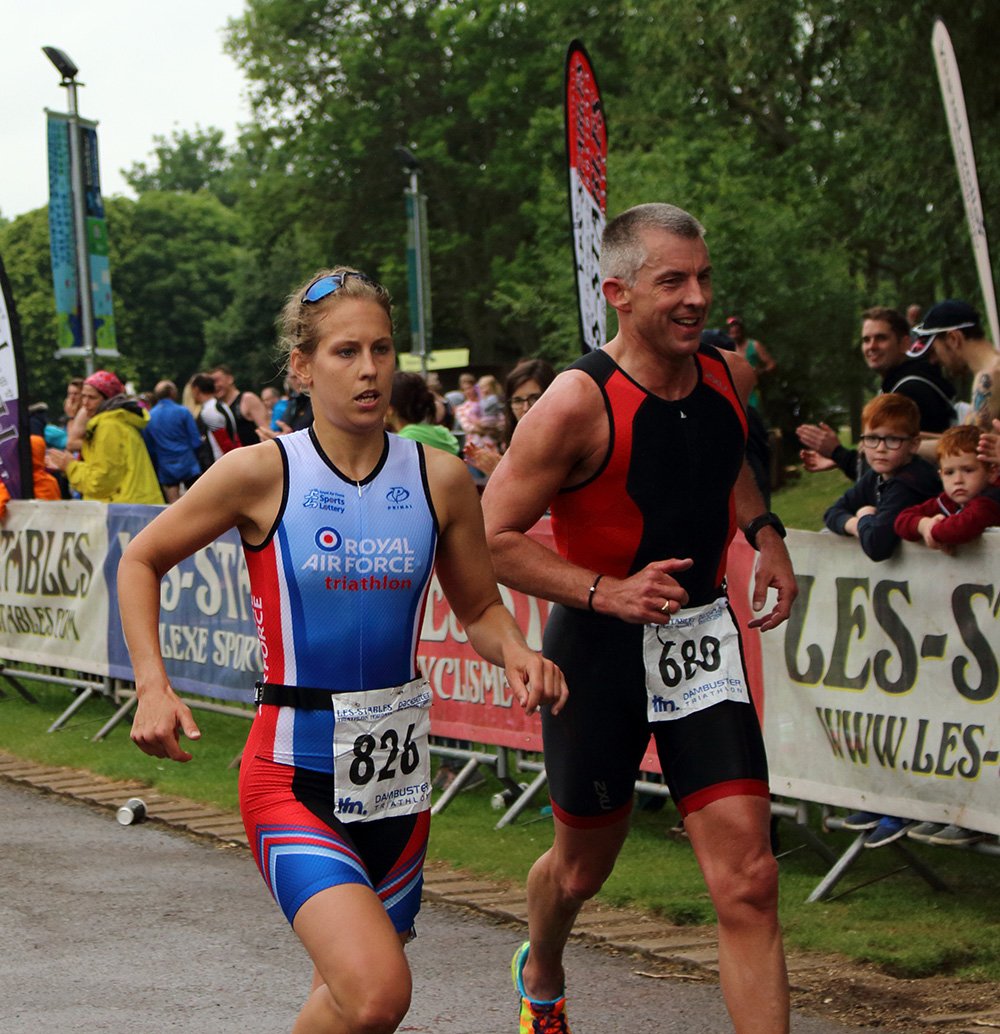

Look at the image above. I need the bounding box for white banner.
[763,529,1000,836]
[932,19,999,348]
[0,501,111,672]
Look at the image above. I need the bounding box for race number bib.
[643,597,750,722]
[332,679,432,823]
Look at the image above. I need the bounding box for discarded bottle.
[116,797,147,825]
[491,782,529,810]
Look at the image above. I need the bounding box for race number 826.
[655,634,722,688]
[349,723,420,785]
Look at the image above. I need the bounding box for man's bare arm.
[482,372,690,625]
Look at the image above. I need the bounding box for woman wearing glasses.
[463,358,556,478]
[119,267,567,1034]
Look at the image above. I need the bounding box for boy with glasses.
[823,393,941,562]
[823,393,941,847]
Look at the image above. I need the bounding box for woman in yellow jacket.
[45,370,163,505]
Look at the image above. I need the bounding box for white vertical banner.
[932,18,999,347]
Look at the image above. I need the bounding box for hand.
[977,422,1000,466]
[502,644,568,717]
[463,441,501,475]
[45,448,72,472]
[594,558,693,624]
[855,505,877,518]
[130,686,202,763]
[799,449,837,473]
[796,422,839,458]
[747,530,797,631]
[918,514,946,550]
[256,426,279,441]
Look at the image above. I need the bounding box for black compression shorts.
[541,603,769,826]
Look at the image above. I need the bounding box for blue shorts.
[239,725,429,932]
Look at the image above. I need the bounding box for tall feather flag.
[932,19,999,346]
[0,256,34,499]
[565,41,608,353]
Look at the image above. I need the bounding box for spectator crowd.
[7,294,998,854]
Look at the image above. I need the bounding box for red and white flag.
[565,41,608,353]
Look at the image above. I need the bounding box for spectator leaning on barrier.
[44,370,164,505]
[145,381,203,503]
[892,423,1000,848]
[824,393,941,848]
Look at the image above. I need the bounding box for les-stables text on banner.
[2,505,997,837]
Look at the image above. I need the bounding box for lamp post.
[394,146,431,378]
[43,46,95,375]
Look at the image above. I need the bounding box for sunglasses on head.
[301,271,377,304]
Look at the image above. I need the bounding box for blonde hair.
[277,267,393,367]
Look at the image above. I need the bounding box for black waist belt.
[254,682,337,709]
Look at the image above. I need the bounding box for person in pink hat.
[45,370,163,504]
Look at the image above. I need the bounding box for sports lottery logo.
[302,488,346,513]
[315,527,343,552]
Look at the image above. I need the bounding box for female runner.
[120,267,567,1034]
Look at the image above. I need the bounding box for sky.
[2,0,251,220]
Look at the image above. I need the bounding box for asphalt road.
[0,781,885,1033]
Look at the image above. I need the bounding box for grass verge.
[2,678,999,981]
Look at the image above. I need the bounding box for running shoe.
[864,816,915,848]
[841,810,881,831]
[927,824,985,847]
[907,821,946,843]
[512,941,571,1033]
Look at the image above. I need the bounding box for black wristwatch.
[743,511,786,550]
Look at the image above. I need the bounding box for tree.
[123,126,243,208]
[0,192,244,409]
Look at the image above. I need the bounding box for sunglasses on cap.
[302,271,377,304]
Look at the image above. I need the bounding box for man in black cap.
[909,299,1000,431]
[797,306,956,479]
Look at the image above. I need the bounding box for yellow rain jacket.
[66,398,164,505]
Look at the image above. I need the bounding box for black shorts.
[542,604,769,826]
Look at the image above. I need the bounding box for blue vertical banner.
[46,111,79,353]
[45,112,119,358]
[81,124,117,354]
[0,256,33,499]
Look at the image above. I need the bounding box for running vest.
[232,392,261,447]
[549,347,747,607]
[243,428,439,692]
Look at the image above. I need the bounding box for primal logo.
[315,527,343,552]
[386,486,412,511]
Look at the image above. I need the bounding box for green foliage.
[3,0,999,410]
[0,193,244,406]
[123,126,243,208]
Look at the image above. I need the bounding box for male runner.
[482,203,797,1034]
[211,364,270,446]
